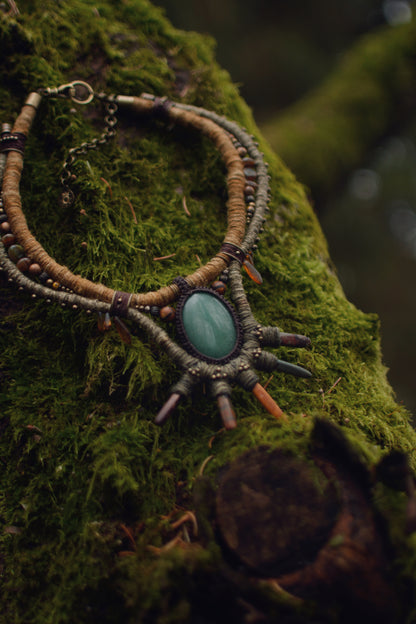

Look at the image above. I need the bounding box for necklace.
[0,81,311,429]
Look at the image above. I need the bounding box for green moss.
[1,1,416,622]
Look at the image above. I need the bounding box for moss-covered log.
[1,2,416,623]
[261,20,416,200]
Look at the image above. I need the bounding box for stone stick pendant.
[154,262,311,428]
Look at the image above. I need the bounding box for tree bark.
[0,3,415,623]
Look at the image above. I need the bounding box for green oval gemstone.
[181,292,237,360]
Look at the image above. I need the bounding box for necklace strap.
[0,81,315,430]
[1,82,270,310]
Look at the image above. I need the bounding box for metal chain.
[60,97,118,207]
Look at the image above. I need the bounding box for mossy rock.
[1,2,415,623]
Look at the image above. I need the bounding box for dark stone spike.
[217,394,237,430]
[275,359,312,378]
[155,392,181,425]
[280,332,311,348]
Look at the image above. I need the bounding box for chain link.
[59,95,118,207]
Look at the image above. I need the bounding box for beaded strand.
[1,88,270,311]
[0,81,312,430]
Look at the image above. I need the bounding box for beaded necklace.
[0,81,311,429]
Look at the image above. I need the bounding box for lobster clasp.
[44,81,95,104]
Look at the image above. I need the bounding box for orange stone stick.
[252,383,286,420]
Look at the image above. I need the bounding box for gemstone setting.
[176,287,242,363]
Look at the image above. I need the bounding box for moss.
[1,1,416,622]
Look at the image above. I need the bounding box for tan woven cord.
[3,93,247,307]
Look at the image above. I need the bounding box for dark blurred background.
[155,0,416,414]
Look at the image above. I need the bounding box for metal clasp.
[44,81,95,105]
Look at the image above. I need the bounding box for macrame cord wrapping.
[0,81,312,428]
